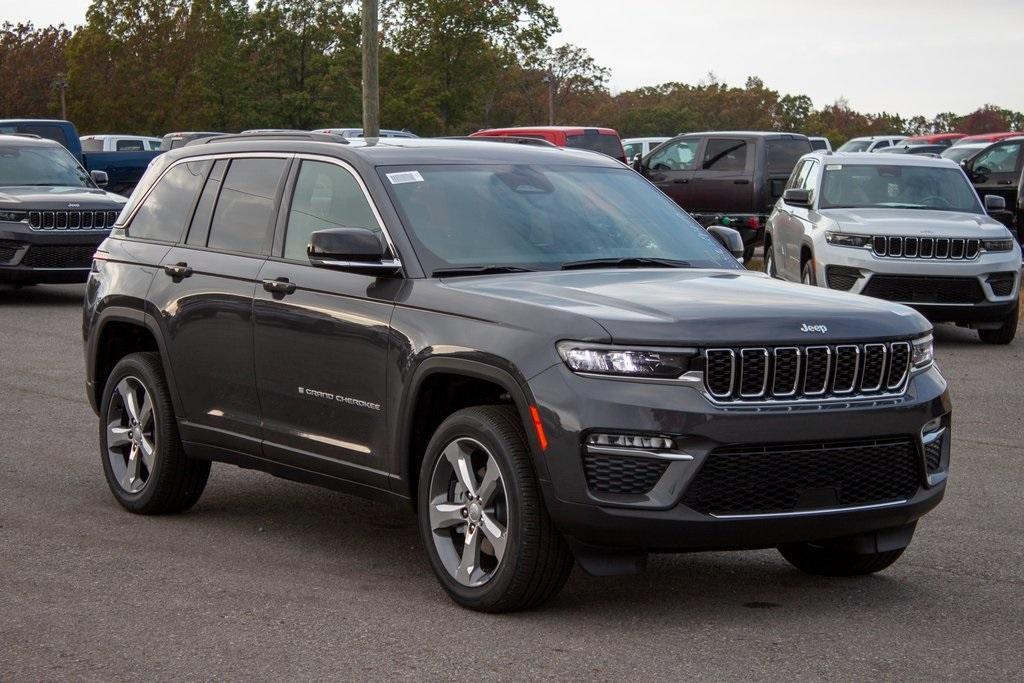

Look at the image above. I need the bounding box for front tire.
[763,241,778,278]
[778,542,905,576]
[417,405,573,612]
[99,352,210,514]
[978,303,1018,345]
[801,258,818,286]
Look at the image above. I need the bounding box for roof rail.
[6,133,42,139]
[188,131,349,146]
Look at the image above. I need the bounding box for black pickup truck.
[0,119,161,196]
[635,131,812,258]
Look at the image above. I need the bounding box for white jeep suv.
[764,152,1021,344]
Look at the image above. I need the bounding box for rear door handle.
[163,262,192,278]
[733,179,750,184]
[996,180,1013,185]
[262,277,296,295]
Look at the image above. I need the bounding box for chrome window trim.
[771,347,800,397]
[832,344,860,394]
[802,346,831,396]
[739,347,769,398]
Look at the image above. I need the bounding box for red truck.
[470,126,627,164]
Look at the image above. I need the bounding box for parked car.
[622,136,670,162]
[764,152,1020,343]
[953,132,1021,146]
[961,136,1023,232]
[635,131,812,257]
[940,142,988,164]
[900,133,965,147]
[313,127,418,138]
[81,134,162,152]
[159,132,224,151]
[874,144,946,156]
[837,135,907,153]
[0,134,127,284]
[84,133,949,612]
[808,136,832,152]
[0,119,161,195]
[470,126,627,164]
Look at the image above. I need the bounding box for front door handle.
[672,178,689,184]
[262,277,296,295]
[996,180,1013,185]
[734,179,750,184]
[163,262,192,278]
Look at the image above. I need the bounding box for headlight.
[912,334,934,370]
[825,232,872,248]
[556,341,693,378]
[0,210,27,222]
[981,238,1014,252]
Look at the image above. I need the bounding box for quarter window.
[702,139,748,171]
[207,158,287,255]
[127,160,211,242]
[284,160,380,261]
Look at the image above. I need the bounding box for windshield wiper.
[561,257,691,270]
[432,265,537,277]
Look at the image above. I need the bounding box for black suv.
[84,134,950,612]
[0,135,127,284]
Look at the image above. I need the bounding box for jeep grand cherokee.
[84,133,950,612]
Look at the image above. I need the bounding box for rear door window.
[283,160,380,261]
[206,158,288,254]
[566,133,624,159]
[767,139,813,173]
[702,139,748,171]
[127,160,211,242]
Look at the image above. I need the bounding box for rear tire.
[978,303,1018,345]
[778,542,905,576]
[417,405,573,612]
[801,257,817,286]
[99,352,210,514]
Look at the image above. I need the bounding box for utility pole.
[361,0,380,138]
[53,75,68,120]
[543,70,556,125]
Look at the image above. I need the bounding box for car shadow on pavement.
[0,283,86,306]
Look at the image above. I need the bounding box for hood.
[0,185,127,208]
[819,207,1007,236]
[440,269,930,345]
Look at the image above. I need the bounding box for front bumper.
[528,362,950,552]
[0,221,108,284]
[811,242,1020,323]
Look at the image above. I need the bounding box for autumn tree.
[0,22,70,118]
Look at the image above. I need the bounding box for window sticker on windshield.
[826,164,842,170]
[386,170,424,185]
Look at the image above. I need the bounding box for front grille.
[826,265,861,291]
[861,275,985,304]
[20,245,97,269]
[681,437,921,515]
[27,210,118,231]
[987,272,1016,297]
[583,453,669,495]
[872,236,979,260]
[703,341,910,403]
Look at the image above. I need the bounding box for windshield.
[819,163,981,212]
[941,146,981,163]
[566,134,625,161]
[837,140,872,153]
[0,145,93,187]
[381,164,741,273]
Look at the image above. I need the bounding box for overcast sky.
[3,0,1021,117]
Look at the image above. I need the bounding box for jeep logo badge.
[800,323,828,333]
[68,203,80,208]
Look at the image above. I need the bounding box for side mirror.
[707,225,745,260]
[984,194,1007,212]
[783,188,811,206]
[90,170,109,187]
[631,154,644,172]
[307,227,402,276]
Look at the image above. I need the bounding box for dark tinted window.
[566,133,625,160]
[116,139,144,151]
[767,139,813,172]
[207,158,286,254]
[127,160,211,242]
[19,124,69,147]
[284,160,379,260]
[186,160,228,246]
[702,139,747,171]
[808,138,829,151]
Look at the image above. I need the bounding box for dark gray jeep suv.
[84,133,950,612]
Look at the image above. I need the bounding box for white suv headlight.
[556,342,694,379]
[825,232,872,248]
[912,334,934,371]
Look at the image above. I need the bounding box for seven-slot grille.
[872,236,979,260]
[703,341,911,402]
[27,210,119,231]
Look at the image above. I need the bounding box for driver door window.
[974,143,1020,174]
[647,139,700,171]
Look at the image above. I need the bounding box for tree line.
[1,0,1022,149]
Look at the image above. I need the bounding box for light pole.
[361,0,380,137]
[542,70,555,125]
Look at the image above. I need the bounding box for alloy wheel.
[427,437,510,587]
[106,376,156,494]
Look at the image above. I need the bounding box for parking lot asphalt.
[1,283,1022,681]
